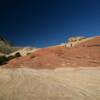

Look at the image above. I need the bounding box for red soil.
[6,37,100,69]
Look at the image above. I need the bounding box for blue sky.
[0,0,100,47]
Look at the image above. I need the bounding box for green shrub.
[0,56,8,65]
[7,55,15,60]
[0,52,21,65]
[27,53,31,55]
[15,52,21,58]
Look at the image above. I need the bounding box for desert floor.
[0,67,100,100]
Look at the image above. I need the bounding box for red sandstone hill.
[75,36,100,47]
[5,36,100,69]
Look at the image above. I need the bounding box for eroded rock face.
[68,36,86,42]
[65,36,100,47]
[74,36,100,47]
[65,36,86,47]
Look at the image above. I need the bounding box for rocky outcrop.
[8,47,39,56]
[65,36,95,47]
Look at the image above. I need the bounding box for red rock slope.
[5,36,100,69]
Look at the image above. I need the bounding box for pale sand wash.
[0,67,100,100]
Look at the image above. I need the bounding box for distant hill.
[74,36,100,47]
[0,35,19,54]
[64,36,100,48]
[0,35,11,46]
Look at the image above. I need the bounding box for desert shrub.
[27,53,31,55]
[0,56,8,65]
[7,55,15,60]
[30,55,35,58]
[15,52,21,57]
[0,52,21,65]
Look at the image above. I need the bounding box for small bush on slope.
[15,52,21,57]
[0,56,8,65]
[0,52,21,65]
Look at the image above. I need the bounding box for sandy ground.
[0,67,100,100]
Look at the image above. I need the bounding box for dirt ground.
[0,67,100,100]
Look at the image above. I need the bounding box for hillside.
[65,36,94,47]
[0,35,19,54]
[0,36,100,100]
[75,36,100,47]
[5,36,100,69]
